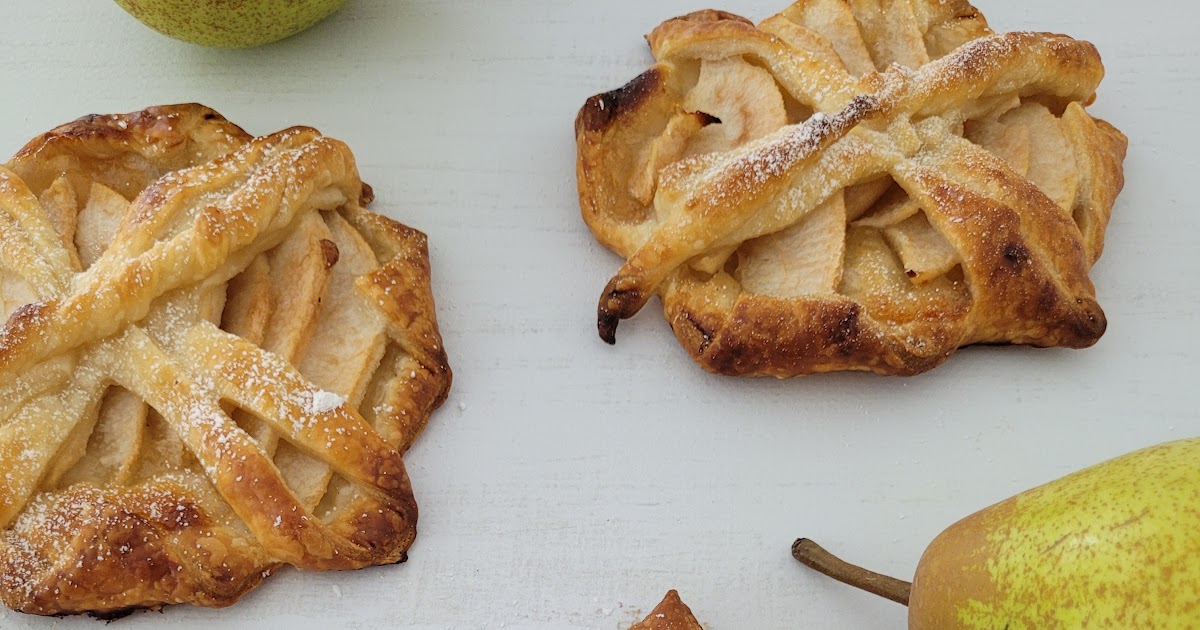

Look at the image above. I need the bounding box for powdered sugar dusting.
[308,390,346,414]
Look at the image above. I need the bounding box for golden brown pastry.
[628,590,704,630]
[0,105,450,616]
[576,0,1127,376]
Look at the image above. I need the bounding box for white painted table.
[0,1,1191,628]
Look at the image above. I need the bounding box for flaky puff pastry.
[0,105,450,616]
[628,591,705,630]
[577,1,1127,376]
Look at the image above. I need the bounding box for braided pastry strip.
[0,105,450,615]
[577,1,1127,376]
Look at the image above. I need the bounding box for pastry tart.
[628,590,704,629]
[0,105,450,615]
[576,0,1127,376]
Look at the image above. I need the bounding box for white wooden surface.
[0,1,1192,628]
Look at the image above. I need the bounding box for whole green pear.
[114,0,347,48]
[909,438,1200,628]
[796,438,1200,628]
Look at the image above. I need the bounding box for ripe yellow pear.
[795,438,1200,629]
[114,0,347,48]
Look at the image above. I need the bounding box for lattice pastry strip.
[577,0,1127,376]
[0,105,450,615]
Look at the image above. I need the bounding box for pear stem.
[792,538,912,606]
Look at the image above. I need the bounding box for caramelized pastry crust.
[628,590,705,630]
